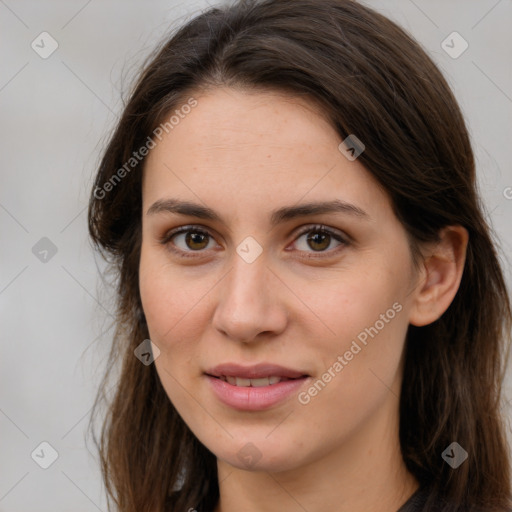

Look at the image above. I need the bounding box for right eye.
[160,226,219,257]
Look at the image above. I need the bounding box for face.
[139,87,420,473]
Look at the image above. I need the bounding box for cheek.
[303,265,410,403]
[138,244,225,405]
[309,267,406,348]
[139,243,211,342]
[139,247,207,409]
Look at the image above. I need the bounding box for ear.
[409,225,469,327]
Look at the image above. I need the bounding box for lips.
[205,362,308,381]
[205,363,310,410]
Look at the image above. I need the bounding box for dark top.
[397,486,429,512]
[396,487,512,512]
[187,485,512,511]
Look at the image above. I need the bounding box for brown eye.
[306,231,331,251]
[162,226,217,256]
[293,225,348,254]
[184,231,209,250]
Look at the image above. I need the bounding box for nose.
[211,252,288,343]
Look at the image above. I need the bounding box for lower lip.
[206,375,309,411]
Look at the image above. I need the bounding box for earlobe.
[409,225,469,327]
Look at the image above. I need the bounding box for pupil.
[186,232,208,250]
[307,231,329,251]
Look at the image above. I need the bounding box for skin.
[139,87,468,512]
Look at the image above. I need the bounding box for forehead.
[142,87,391,223]
[150,87,337,160]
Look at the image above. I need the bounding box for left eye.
[292,225,346,253]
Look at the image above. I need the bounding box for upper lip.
[206,363,308,379]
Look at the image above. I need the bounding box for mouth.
[209,375,304,387]
[205,362,309,382]
[204,362,310,410]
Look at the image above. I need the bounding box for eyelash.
[159,224,349,260]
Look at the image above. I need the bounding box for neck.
[213,392,418,512]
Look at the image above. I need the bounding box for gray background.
[1,1,511,510]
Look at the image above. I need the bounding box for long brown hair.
[87,1,512,510]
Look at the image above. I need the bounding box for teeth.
[250,377,271,387]
[235,377,252,387]
[221,376,290,387]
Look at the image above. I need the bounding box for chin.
[201,432,306,473]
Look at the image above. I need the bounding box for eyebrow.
[146,198,370,225]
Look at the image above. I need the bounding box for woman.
[88,0,512,510]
